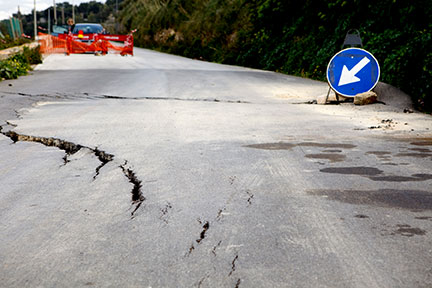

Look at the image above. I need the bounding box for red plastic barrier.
[39,30,135,56]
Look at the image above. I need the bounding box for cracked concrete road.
[1,48,432,287]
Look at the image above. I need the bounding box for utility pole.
[33,0,37,39]
[72,0,75,23]
[53,0,57,25]
[48,7,51,34]
[61,5,65,25]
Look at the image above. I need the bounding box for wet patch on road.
[370,174,432,182]
[376,223,428,237]
[245,142,356,150]
[306,153,346,162]
[366,151,392,160]
[245,142,296,150]
[415,216,432,221]
[320,166,383,176]
[307,189,432,210]
[393,224,426,237]
[320,166,432,182]
[411,140,432,146]
[354,214,370,219]
[366,151,392,156]
[297,142,356,149]
[409,147,431,153]
[395,152,432,158]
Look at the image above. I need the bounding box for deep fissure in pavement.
[196,221,210,243]
[3,130,83,154]
[1,129,145,217]
[100,94,250,104]
[120,162,145,217]
[1,90,250,104]
[93,148,114,180]
[228,255,239,276]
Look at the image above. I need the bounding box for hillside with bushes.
[120,0,431,111]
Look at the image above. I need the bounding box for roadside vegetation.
[0,36,32,50]
[0,46,42,80]
[120,0,432,112]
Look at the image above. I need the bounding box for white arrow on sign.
[338,57,371,86]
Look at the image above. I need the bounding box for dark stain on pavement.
[354,214,370,219]
[307,189,432,210]
[320,166,383,176]
[393,224,426,237]
[411,140,432,146]
[323,149,343,153]
[366,151,392,160]
[370,174,432,182]
[245,142,356,150]
[297,142,356,149]
[245,142,296,150]
[395,152,432,158]
[366,151,392,156]
[319,166,432,182]
[306,153,346,162]
[415,216,432,221]
[409,147,431,153]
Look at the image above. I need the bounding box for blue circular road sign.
[327,48,380,97]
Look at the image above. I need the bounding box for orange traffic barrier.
[38,33,67,54]
[38,31,135,56]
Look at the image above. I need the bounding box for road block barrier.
[38,30,135,56]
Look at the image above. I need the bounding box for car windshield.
[73,24,103,34]
[52,25,68,34]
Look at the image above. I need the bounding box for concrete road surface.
[1,48,431,287]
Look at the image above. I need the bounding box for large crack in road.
[0,90,252,218]
[0,127,145,218]
[0,90,251,104]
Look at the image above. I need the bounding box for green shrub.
[0,58,28,79]
[22,46,43,65]
[0,46,42,80]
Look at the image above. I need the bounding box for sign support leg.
[325,86,340,104]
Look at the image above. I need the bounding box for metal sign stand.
[325,29,363,104]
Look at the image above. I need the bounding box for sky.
[0,0,105,21]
